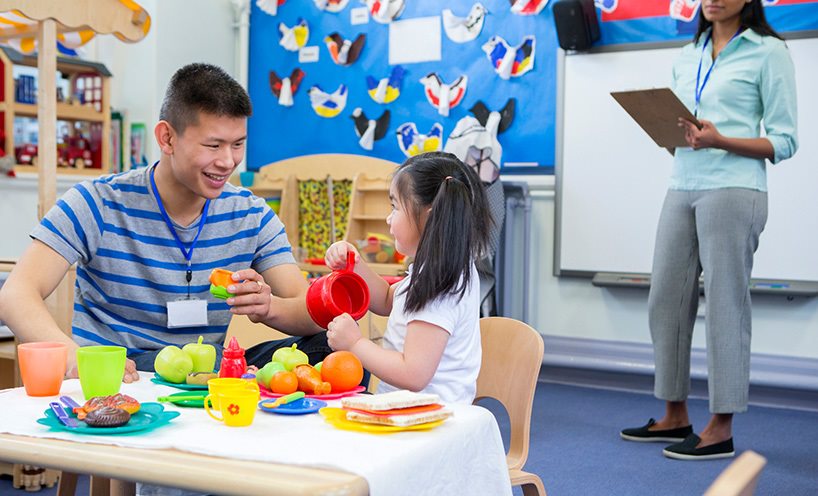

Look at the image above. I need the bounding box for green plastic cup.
[76,346,127,399]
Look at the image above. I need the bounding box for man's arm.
[0,240,77,365]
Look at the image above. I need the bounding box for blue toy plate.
[258,398,326,415]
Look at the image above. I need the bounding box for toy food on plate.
[340,390,451,427]
[154,345,194,383]
[294,364,331,395]
[73,393,141,420]
[209,268,235,299]
[321,351,363,392]
[83,406,131,427]
[186,371,218,385]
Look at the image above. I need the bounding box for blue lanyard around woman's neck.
[149,164,210,294]
[694,26,744,117]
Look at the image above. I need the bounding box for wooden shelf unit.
[0,46,112,176]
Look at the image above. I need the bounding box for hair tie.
[444,176,454,181]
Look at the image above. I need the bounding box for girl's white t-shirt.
[377,263,482,404]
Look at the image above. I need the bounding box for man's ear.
[155,121,175,155]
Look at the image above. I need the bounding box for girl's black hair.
[392,152,493,313]
[694,0,783,43]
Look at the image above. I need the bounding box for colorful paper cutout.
[256,0,287,16]
[669,0,699,22]
[396,122,443,157]
[419,73,468,117]
[324,33,366,66]
[510,0,549,16]
[442,3,487,43]
[482,35,535,80]
[313,0,350,13]
[352,109,391,150]
[366,66,406,104]
[308,84,348,118]
[444,99,515,184]
[594,0,618,14]
[270,68,305,107]
[279,18,309,52]
[366,0,405,23]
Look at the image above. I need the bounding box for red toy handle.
[345,251,356,272]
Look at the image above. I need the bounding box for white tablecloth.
[0,374,511,496]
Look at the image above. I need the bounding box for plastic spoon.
[157,394,208,403]
[260,391,305,409]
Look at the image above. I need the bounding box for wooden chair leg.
[110,479,136,496]
[57,471,79,496]
[90,476,111,496]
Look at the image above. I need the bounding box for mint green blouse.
[671,28,798,191]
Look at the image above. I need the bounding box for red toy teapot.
[306,252,370,328]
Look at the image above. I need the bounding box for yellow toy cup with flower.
[206,377,259,410]
[204,388,260,427]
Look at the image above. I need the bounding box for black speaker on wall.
[553,0,600,51]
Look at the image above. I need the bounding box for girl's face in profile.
[702,0,748,23]
[386,181,424,258]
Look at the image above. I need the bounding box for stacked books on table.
[339,390,452,427]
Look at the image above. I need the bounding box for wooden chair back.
[474,317,546,496]
[704,451,767,496]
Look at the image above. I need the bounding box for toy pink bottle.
[218,336,246,378]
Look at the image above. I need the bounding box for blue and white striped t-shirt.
[31,165,295,354]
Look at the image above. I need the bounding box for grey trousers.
[649,188,767,413]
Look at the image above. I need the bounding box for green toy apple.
[256,361,286,388]
[182,336,217,373]
[271,343,309,371]
[154,345,194,383]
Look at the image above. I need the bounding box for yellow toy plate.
[319,407,445,434]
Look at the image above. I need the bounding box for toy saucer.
[151,376,208,390]
[258,398,326,415]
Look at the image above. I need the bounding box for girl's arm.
[328,314,449,392]
[325,241,394,315]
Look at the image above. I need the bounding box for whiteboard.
[555,37,818,282]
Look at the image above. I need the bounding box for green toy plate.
[37,402,180,435]
[150,376,208,390]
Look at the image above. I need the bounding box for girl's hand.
[325,241,360,271]
[678,118,723,150]
[226,268,272,323]
[326,313,362,351]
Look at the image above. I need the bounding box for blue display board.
[247,0,559,172]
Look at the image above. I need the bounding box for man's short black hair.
[159,63,252,134]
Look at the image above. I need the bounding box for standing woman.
[620,0,798,460]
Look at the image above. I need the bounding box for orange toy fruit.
[294,364,332,395]
[269,370,298,394]
[321,351,363,392]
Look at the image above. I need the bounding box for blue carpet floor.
[481,381,818,496]
[2,381,816,495]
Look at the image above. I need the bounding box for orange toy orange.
[269,370,298,394]
[321,351,363,392]
[294,364,332,395]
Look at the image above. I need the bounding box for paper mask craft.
[314,0,350,12]
[257,0,287,16]
[269,68,305,107]
[309,84,348,118]
[443,3,487,43]
[324,33,366,66]
[510,0,549,16]
[279,18,309,52]
[419,73,468,117]
[482,35,535,80]
[366,0,405,23]
[396,122,443,157]
[670,0,699,22]
[443,99,515,184]
[352,109,391,150]
[366,66,406,104]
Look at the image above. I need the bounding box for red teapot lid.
[223,336,245,358]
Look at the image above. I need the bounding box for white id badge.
[167,299,208,328]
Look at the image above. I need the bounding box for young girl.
[324,152,492,404]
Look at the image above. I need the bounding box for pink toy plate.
[259,384,365,400]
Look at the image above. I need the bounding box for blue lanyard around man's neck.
[694,26,744,118]
[149,164,210,294]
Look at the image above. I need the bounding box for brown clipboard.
[610,88,701,150]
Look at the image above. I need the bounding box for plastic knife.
[49,402,79,428]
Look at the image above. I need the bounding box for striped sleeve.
[30,181,104,265]
[250,197,296,273]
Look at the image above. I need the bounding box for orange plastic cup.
[17,342,68,397]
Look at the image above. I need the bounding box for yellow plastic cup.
[17,342,68,397]
[204,389,260,427]
[76,345,127,400]
[206,377,260,410]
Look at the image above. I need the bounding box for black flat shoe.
[620,418,693,443]
[663,434,735,460]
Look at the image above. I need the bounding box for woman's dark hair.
[160,63,252,134]
[393,152,493,313]
[694,0,783,43]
